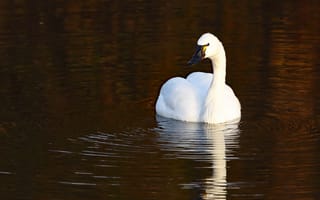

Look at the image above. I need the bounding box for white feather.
[156,33,241,124]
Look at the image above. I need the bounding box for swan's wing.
[186,72,213,100]
[156,77,200,122]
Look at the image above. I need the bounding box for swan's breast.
[202,85,241,123]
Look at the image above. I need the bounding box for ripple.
[48,127,162,191]
[155,116,240,162]
[46,116,320,200]
[59,181,97,186]
[154,116,241,200]
[0,171,13,175]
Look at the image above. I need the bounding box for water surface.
[0,1,320,199]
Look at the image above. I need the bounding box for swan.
[155,33,241,124]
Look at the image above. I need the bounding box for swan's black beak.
[187,44,208,65]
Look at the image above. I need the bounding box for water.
[1,1,320,199]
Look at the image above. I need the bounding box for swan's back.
[186,72,212,101]
[156,77,201,122]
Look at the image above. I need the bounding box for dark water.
[1,1,320,199]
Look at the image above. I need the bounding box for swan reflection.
[156,116,240,199]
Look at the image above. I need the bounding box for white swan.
[155,33,241,124]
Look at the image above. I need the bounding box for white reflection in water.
[156,116,239,200]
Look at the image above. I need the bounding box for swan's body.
[156,33,241,124]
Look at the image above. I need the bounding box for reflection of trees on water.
[0,0,319,159]
[0,1,319,200]
[1,1,319,111]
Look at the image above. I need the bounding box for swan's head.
[188,33,221,65]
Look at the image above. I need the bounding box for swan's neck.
[209,43,226,90]
[201,42,227,123]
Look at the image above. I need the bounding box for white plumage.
[156,33,241,124]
